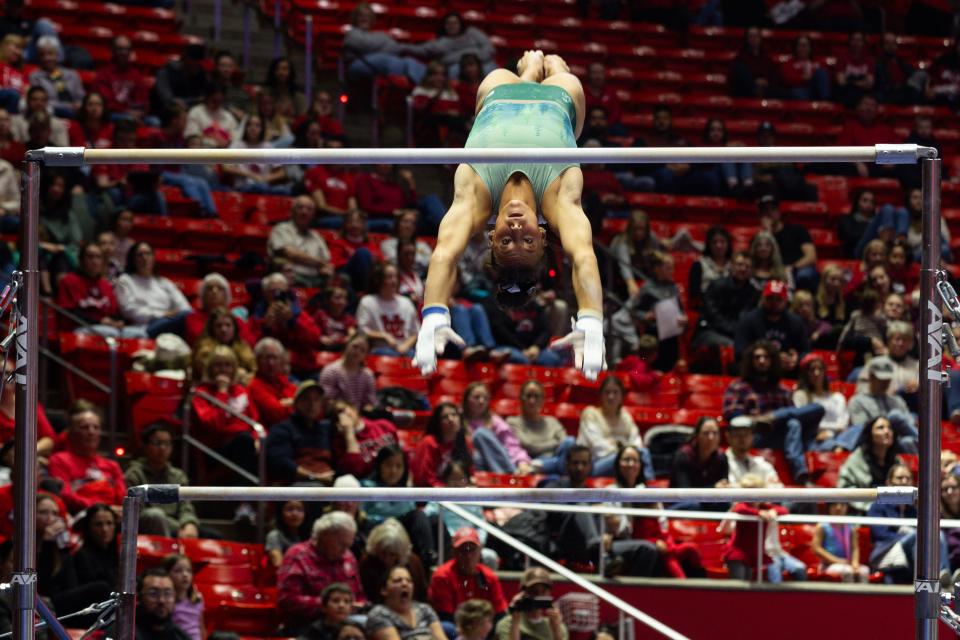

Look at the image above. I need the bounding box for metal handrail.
[37,348,111,394]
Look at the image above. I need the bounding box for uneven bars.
[131,484,916,504]
[30,144,937,167]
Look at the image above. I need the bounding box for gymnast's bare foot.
[517,50,544,82]
[543,54,571,78]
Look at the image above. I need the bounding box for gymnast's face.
[490,200,545,265]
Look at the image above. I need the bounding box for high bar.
[31,144,937,167]
[130,484,915,505]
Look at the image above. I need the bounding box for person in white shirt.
[267,196,334,287]
[184,85,239,148]
[793,352,850,444]
[725,418,783,488]
[576,376,653,480]
[356,262,419,357]
[115,241,192,338]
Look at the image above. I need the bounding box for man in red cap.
[428,527,508,625]
[734,279,809,377]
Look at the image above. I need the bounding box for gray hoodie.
[410,27,495,66]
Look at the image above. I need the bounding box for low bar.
[34,144,936,167]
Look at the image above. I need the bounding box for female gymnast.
[413,51,605,379]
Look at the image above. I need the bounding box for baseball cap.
[521,567,552,589]
[333,474,360,488]
[757,194,779,210]
[294,380,324,401]
[762,280,789,300]
[757,121,776,134]
[728,416,754,430]
[867,356,895,381]
[452,527,480,549]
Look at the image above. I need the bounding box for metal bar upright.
[116,495,142,640]
[13,159,41,640]
[273,0,282,59]
[917,157,943,640]
[242,4,251,72]
[304,15,313,106]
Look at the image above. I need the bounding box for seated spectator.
[67,92,112,149]
[211,50,251,118]
[887,245,919,295]
[669,417,729,509]
[455,54,482,124]
[835,32,875,108]
[329,400,398,478]
[480,294,564,367]
[410,403,474,488]
[840,416,909,513]
[298,90,344,138]
[495,569,567,640]
[48,401,126,513]
[355,164,445,235]
[326,208,379,292]
[380,210,432,276]
[779,34,830,101]
[295,583,355,640]
[641,106,691,194]
[507,380,575,476]
[725,420,783,488]
[224,115,291,193]
[360,519,430,604]
[246,337,295,427]
[926,37,960,108]
[124,422,199,538]
[793,353,850,444]
[250,272,323,377]
[162,555,204,640]
[837,95,897,178]
[411,61,467,147]
[304,139,358,227]
[57,242,143,337]
[151,43,210,114]
[876,32,921,105]
[837,288,887,364]
[396,239,425,306]
[254,90,293,147]
[185,85,239,149]
[721,473,807,583]
[854,321,918,396]
[693,250,759,353]
[694,118,752,196]
[38,170,89,295]
[93,35,149,118]
[268,196,334,288]
[192,308,256,383]
[747,231,790,292]
[791,290,834,351]
[734,280,809,374]
[135,567,191,640]
[722,340,824,483]
[429,527,507,622]
[729,27,779,98]
[115,242,192,338]
[758,195,817,292]
[811,264,846,349]
[11,85,68,146]
[416,12,496,78]
[190,345,261,476]
[95,121,163,214]
[266,500,309,569]
[356,262,419,357]
[28,36,83,117]
[576,376,653,480]
[840,356,918,452]
[342,3,426,85]
[0,108,25,168]
[184,273,252,345]
[462,382,533,474]
[368,564,444,640]
[314,285,357,351]
[71,503,119,588]
[943,475,960,579]
[278,511,364,634]
[264,56,305,119]
[753,121,818,202]
[839,189,878,260]
[0,35,27,111]
[812,501,869,583]
[895,186,951,262]
[319,333,377,411]
[265,381,333,484]
[688,226,732,310]
[583,62,624,134]
[0,358,55,455]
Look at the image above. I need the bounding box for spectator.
[28,36,84,117]
[837,95,897,178]
[734,280,809,372]
[11,86,68,146]
[184,85,239,149]
[414,12,496,78]
[725,420,783,488]
[943,475,960,578]
[721,340,824,483]
[304,141,358,227]
[163,555,204,640]
[184,273,250,345]
[0,358,55,454]
[93,35,148,117]
[411,60,468,148]
[245,338,295,427]
[753,121,818,202]
[38,170,88,294]
[839,417,908,513]
[356,165,445,235]
[296,583,356,640]
[47,401,126,514]
[506,380,574,475]
[0,108,25,168]
[115,241,192,338]
[356,262,419,357]
[747,231,789,292]
[396,239,425,306]
[278,511,364,633]
[319,332,377,410]
[607,209,661,299]
[793,353,850,445]
[342,3,426,85]
[495,568,568,640]
[837,288,888,364]
[326,208,379,292]
[360,520,430,604]
[758,195,818,292]
[693,250,759,352]
[299,90,344,138]
[224,115,290,193]
[124,423,200,538]
[644,106,691,193]
[545,446,659,577]
[265,381,333,484]
[367,564,444,640]
[429,527,507,622]
[899,185,952,261]
[835,32,875,107]
[841,356,918,452]
[67,92,112,149]
[875,32,920,104]
[72,503,120,588]
[314,285,357,351]
[264,56,305,119]
[136,567,191,640]
[583,62,624,132]
[812,501,869,583]
[254,90,293,147]
[576,376,653,479]
[688,226,732,310]
[669,417,729,509]
[480,294,564,367]
[0,35,27,109]
[250,272,323,377]
[812,264,846,348]
[151,43,210,114]
[791,290,833,352]
[459,600,495,640]
[462,382,533,474]
[210,50,250,118]
[57,242,142,337]
[854,320,918,397]
[268,197,334,288]
[780,35,830,101]
[455,53,483,123]
[266,500,309,569]
[329,400,398,478]
[845,239,888,299]
[410,403,473,488]
[729,27,779,98]
[381,209,432,276]
[192,308,256,383]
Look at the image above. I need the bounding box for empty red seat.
[199,584,279,636]
[194,563,257,585]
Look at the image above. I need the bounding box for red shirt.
[333,418,398,478]
[585,85,623,125]
[250,311,322,374]
[277,542,364,628]
[47,446,127,513]
[779,58,823,88]
[0,139,25,167]
[56,271,119,326]
[410,435,473,488]
[190,382,260,446]
[92,64,150,114]
[303,166,357,211]
[313,309,356,348]
[723,502,788,570]
[354,172,416,217]
[184,309,255,347]
[326,236,383,269]
[0,403,55,445]
[0,64,26,94]
[246,373,296,428]
[837,118,897,147]
[428,559,508,616]
[67,120,114,149]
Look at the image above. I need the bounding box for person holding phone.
[496,567,567,640]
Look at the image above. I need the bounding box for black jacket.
[733,307,810,358]
[699,276,760,339]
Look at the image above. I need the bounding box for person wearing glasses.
[136,567,192,640]
[413,50,604,381]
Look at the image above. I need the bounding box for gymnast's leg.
[474,50,545,110]
[541,54,587,139]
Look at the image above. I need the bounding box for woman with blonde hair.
[193,308,256,384]
[748,230,789,290]
[359,518,430,603]
[813,263,846,348]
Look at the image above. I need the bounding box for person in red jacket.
[91,35,149,118]
[329,400,398,478]
[250,272,323,378]
[247,337,297,428]
[0,358,55,455]
[190,345,261,477]
[47,401,126,514]
[837,94,898,178]
[354,164,446,234]
[428,527,507,623]
[183,272,255,346]
[583,62,624,133]
[778,34,830,101]
[57,242,143,337]
[410,403,473,487]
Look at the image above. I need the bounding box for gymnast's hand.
[553,310,606,381]
[413,305,466,376]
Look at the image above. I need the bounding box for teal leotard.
[464,82,579,214]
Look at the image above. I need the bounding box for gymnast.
[413,50,605,379]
